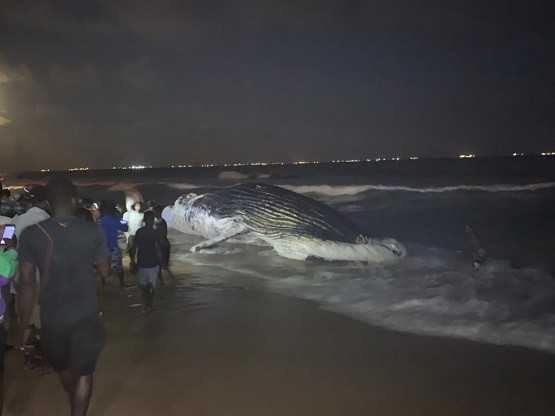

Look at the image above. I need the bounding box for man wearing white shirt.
[11,192,50,334]
[12,188,51,238]
[123,201,144,271]
[13,204,50,239]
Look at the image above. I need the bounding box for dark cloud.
[0,1,554,170]
[49,64,99,87]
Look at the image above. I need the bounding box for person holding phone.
[0,225,15,246]
[0,224,17,416]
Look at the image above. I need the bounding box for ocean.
[11,156,555,352]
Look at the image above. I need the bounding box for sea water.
[14,156,555,352]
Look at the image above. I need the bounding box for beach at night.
[5,270,555,416]
[2,2,555,415]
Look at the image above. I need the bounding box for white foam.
[165,183,201,190]
[281,182,555,196]
[218,171,249,180]
[169,234,555,353]
[108,182,144,191]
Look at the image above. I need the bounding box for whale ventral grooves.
[197,183,364,243]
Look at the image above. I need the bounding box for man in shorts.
[18,177,110,416]
[130,211,161,314]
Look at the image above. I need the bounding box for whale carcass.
[163,183,406,262]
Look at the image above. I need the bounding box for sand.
[3,275,555,416]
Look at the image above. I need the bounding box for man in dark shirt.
[130,211,160,313]
[98,200,128,287]
[153,204,174,285]
[18,177,110,416]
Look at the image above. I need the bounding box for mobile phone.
[1,224,15,245]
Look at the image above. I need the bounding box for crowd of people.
[0,177,174,415]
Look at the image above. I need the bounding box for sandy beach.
[3,270,555,416]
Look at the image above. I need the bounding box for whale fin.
[191,230,249,252]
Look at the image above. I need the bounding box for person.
[122,201,144,272]
[98,200,128,286]
[465,225,487,270]
[0,190,11,217]
[12,189,51,238]
[153,205,173,283]
[11,189,51,349]
[17,176,110,416]
[75,207,94,223]
[79,199,101,222]
[0,230,17,416]
[130,211,161,314]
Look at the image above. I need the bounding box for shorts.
[138,266,160,287]
[126,235,136,253]
[110,247,123,273]
[0,323,6,371]
[160,242,170,268]
[41,317,106,375]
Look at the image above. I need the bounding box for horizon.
[2,151,552,175]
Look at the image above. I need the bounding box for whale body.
[163,183,406,262]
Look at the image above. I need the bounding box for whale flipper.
[190,230,249,252]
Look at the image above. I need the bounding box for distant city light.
[331,159,360,164]
[49,152,555,174]
[111,164,152,170]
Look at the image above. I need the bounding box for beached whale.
[163,183,406,262]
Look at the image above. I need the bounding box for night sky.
[0,1,554,171]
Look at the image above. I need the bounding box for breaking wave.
[171,235,555,353]
[165,183,202,190]
[281,182,555,196]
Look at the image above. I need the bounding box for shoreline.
[4,274,555,415]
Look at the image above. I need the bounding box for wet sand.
[4,276,555,416]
